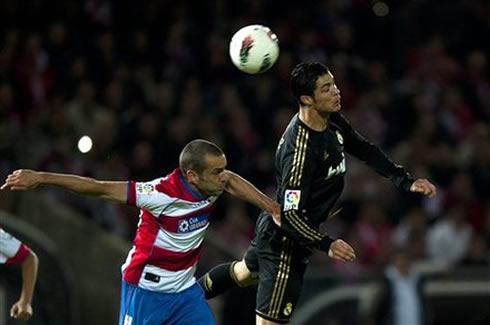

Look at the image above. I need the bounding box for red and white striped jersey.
[122,168,219,293]
[0,228,31,265]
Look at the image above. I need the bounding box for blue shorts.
[119,280,215,325]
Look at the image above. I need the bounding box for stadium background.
[0,0,489,324]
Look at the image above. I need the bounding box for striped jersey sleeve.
[0,228,31,265]
[127,178,176,217]
[278,125,334,251]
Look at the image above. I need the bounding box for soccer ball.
[229,25,279,74]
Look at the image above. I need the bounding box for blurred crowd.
[1,0,489,276]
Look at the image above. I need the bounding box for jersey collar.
[178,170,206,201]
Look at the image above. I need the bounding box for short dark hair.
[179,139,224,174]
[290,62,331,105]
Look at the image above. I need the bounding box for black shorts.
[245,212,311,323]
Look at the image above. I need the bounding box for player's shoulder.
[285,113,300,130]
[0,228,13,239]
[283,113,313,138]
[329,112,350,128]
[0,228,20,245]
[134,169,179,196]
[153,171,180,195]
[152,169,205,202]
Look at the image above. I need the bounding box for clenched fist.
[328,239,356,262]
[410,178,437,197]
[10,300,33,320]
[1,169,41,191]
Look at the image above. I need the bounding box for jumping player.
[198,63,437,324]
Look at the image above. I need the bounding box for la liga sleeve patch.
[136,183,155,194]
[284,189,301,211]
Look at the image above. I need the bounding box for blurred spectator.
[66,81,108,137]
[14,33,53,108]
[215,201,255,254]
[426,206,472,265]
[461,233,489,266]
[354,201,393,267]
[444,172,486,230]
[370,248,428,325]
[0,0,487,267]
[392,208,427,252]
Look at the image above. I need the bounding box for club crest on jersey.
[177,214,208,233]
[136,183,154,194]
[283,302,293,316]
[284,190,301,211]
[335,130,344,145]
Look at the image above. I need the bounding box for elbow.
[26,250,39,269]
[223,172,238,194]
[224,170,237,185]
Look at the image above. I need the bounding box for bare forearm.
[3,169,128,202]
[20,252,38,304]
[26,171,128,203]
[39,172,107,195]
[225,171,277,213]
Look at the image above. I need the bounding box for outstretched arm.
[1,169,128,203]
[224,170,280,224]
[10,251,39,320]
[332,113,437,197]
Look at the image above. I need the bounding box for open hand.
[1,169,41,191]
[328,239,356,262]
[410,178,437,197]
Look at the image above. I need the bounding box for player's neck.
[299,106,329,131]
[181,171,207,199]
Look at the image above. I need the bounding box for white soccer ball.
[229,25,280,74]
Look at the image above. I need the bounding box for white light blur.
[78,136,93,153]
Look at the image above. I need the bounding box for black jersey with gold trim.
[272,112,414,252]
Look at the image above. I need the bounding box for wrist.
[17,297,32,305]
[264,201,275,213]
[318,236,334,252]
[401,176,415,192]
[37,171,48,185]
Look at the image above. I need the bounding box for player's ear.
[300,95,313,106]
[185,169,199,183]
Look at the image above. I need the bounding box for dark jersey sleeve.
[277,126,334,252]
[331,113,415,191]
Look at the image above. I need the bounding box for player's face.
[311,72,341,115]
[194,154,228,197]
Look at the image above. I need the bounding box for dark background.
[1,0,489,324]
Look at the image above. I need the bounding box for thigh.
[233,260,258,286]
[119,280,137,325]
[255,236,306,324]
[245,211,275,273]
[119,280,168,325]
[168,283,215,325]
[244,239,259,272]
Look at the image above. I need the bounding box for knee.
[232,260,258,287]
